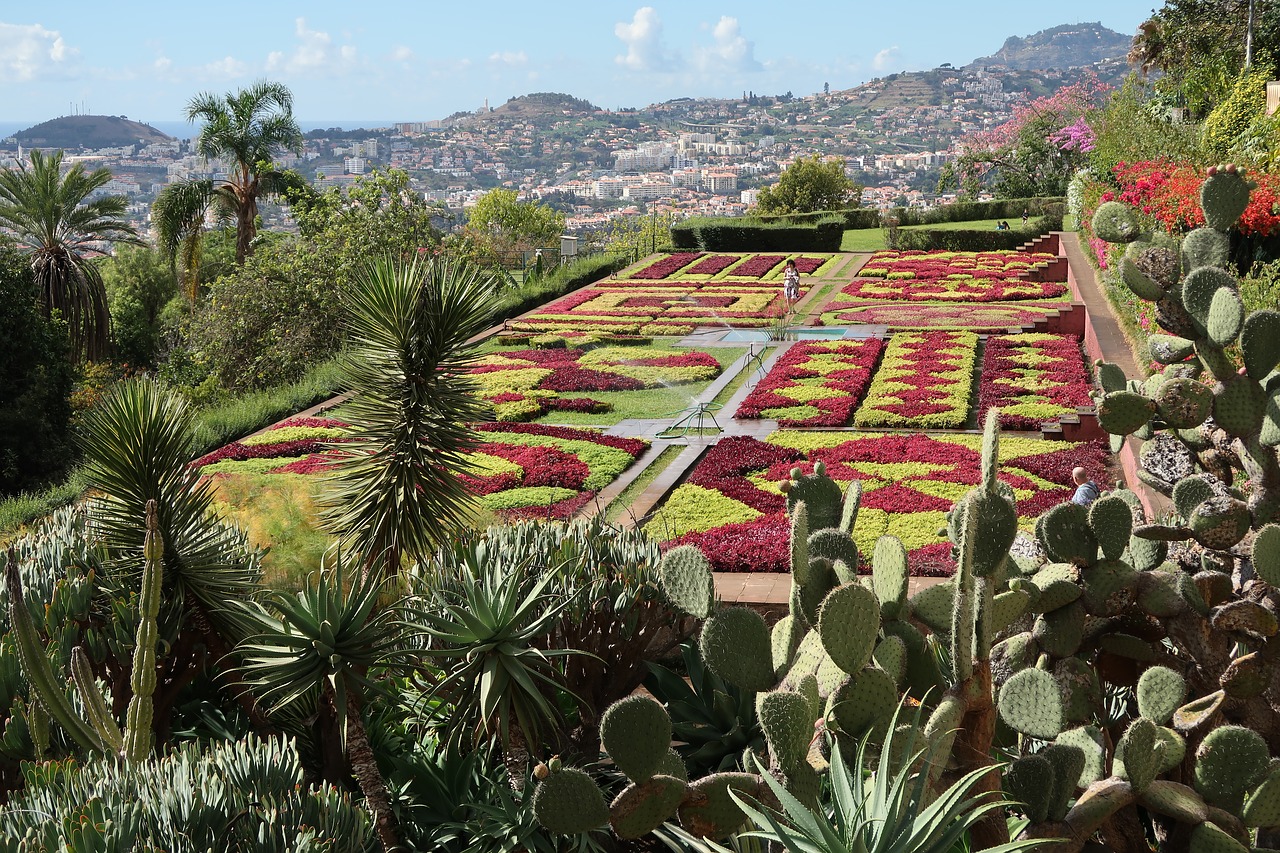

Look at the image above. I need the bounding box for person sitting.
[1070,466,1101,506]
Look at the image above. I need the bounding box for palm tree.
[152,80,304,293]
[320,254,500,577]
[0,148,139,361]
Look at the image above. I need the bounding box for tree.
[101,244,180,367]
[320,255,500,577]
[0,246,75,494]
[753,154,861,214]
[1131,0,1280,116]
[0,149,139,362]
[459,188,565,265]
[151,80,305,290]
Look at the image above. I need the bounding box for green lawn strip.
[604,444,683,524]
[530,346,746,426]
[842,219,1021,252]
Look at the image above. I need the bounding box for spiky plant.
[320,253,500,578]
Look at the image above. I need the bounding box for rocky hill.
[465,92,600,124]
[15,115,173,149]
[967,22,1133,70]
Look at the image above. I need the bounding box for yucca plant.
[727,702,1053,853]
[320,254,500,578]
[236,560,407,852]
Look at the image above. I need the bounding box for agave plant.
[406,562,586,766]
[728,702,1050,853]
[236,560,407,852]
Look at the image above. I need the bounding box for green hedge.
[742,197,1066,232]
[747,207,880,229]
[888,214,1064,252]
[490,253,629,324]
[671,216,845,251]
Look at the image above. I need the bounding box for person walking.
[1070,466,1101,506]
[783,258,801,309]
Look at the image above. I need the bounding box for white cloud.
[389,45,414,63]
[694,16,761,73]
[200,56,251,80]
[489,50,528,67]
[614,7,677,72]
[0,22,78,82]
[264,18,357,75]
[872,46,901,72]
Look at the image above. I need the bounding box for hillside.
[15,115,173,149]
[468,92,600,124]
[967,22,1132,70]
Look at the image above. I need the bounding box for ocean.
[0,119,403,140]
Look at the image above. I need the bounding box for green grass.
[528,345,746,426]
[604,444,682,524]
[841,219,1018,252]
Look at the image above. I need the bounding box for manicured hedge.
[889,215,1065,252]
[743,197,1066,231]
[671,216,844,251]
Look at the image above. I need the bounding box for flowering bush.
[853,331,978,429]
[735,338,885,426]
[980,333,1094,430]
[469,346,721,421]
[1109,159,1280,237]
[648,431,1109,574]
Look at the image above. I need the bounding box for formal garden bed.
[735,338,884,426]
[628,251,840,280]
[853,330,978,429]
[979,332,1094,430]
[818,300,1065,330]
[642,430,1109,575]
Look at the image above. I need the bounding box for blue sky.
[4,2,1154,126]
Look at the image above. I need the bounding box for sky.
[3,2,1157,127]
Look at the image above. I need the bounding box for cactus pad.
[872,536,908,620]
[1054,725,1107,788]
[839,479,862,534]
[872,635,907,687]
[1148,333,1197,366]
[1220,650,1266,698]
[1088,495,1133,561]
[1240,310,1280,380]
[1054,656,1102,724]
[1212,598,1280,637]
[1122,255,1167,300]
[1172,475,1220,521]
[609,775,688,839]
[817,583,879,675]
[1095,360,1129,394]
[1032,600,1085,658]
[1040,743,1086,821]
[1251,523,1280,587]
[1207,286,1245,347]
[1202,169,1254,230]
[660,546,716,619]
[1156,378,1214,429]
[1115,717,1159,793]
[533,767,610,833]
[1194,725,1270,812]
[1003,754,1054,823]
[601,695,673,784]
[967,489,1018,577]
[1188,495,1253,550]
[1137,666,1186,725]
[807,529,858,572]
[1242,766,1280,828]
[658,749,688,781]
[992,589,1031,635]
[1092,200,1143,243]
[1213,376,1266,437]
[1140,780,1209,824]
[1029,563,1083,613]
[1097,390,1157,436]
[700,607,776,693]
[1039,502,1098,566]
[998,667,1063,740]
[785,470,843,531]
[678,772,760,840]
[908,580,954,635]
[827,666,896,739]
[1173,689,1225,734]
[1189,822,1250,853]
[1079,558,1138,616]
[1182,226,1232,270]
[757,690,813,775]
[1183,266,1238,329]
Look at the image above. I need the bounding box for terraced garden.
[203,238,1105,581]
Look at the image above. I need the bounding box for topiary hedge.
[889,214,1064,252]
[671,216,844,251]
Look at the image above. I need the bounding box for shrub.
[671,216,844,251]
[100,244,180,367]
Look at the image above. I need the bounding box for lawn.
[840,219,1018,252]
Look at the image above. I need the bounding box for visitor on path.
[783,258,801,308]
[1070,466,1101,506]
[1021,208,1029,227]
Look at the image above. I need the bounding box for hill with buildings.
[967,22,1133,70]
[14,115,173,149]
